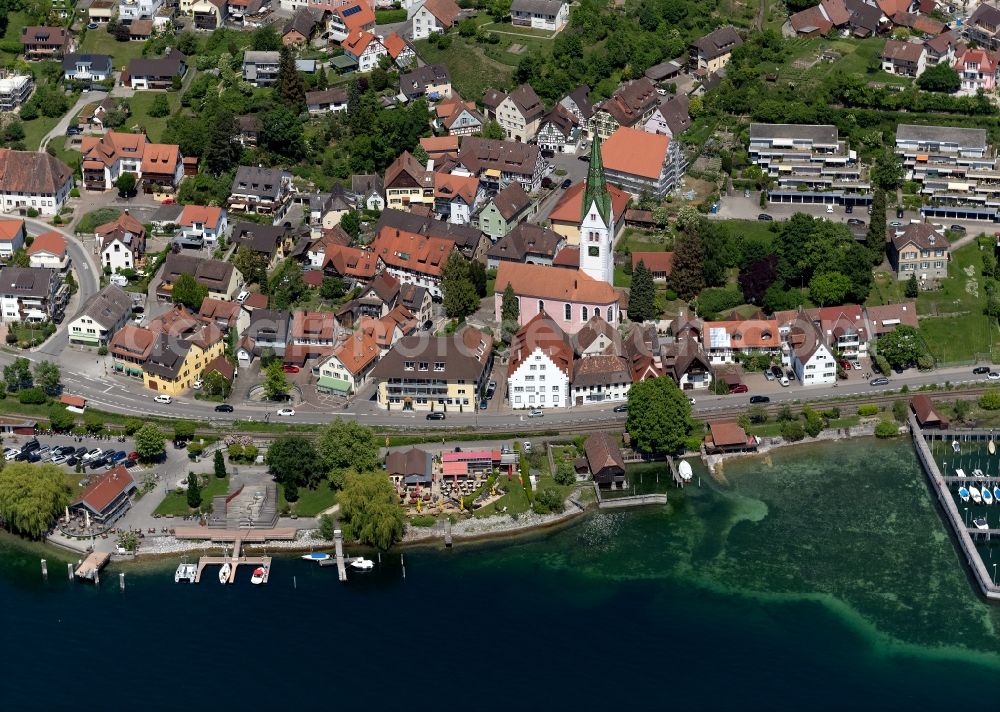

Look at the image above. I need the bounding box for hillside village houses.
[27,231,69,271]
[67,285,132,347]
[589,78,660,141]
[510,0,569,32]
[0,221,25,259]
[410,0,461,41]
[484,85,546,143]
[0,149,74,216]
[97,212,146,274]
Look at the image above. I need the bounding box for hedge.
[857,404,879,417]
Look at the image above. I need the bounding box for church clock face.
[588,246,600,257]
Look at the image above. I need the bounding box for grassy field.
[22,116,62,150]
[154,475,229,516]
[77,208,121,234]
[413,37,513,99]
[278,482,338,517]
[78,28,148,71]
[48,136,81,171]
[128,91,181,143]
[768,37,886,92]
[1,12,33,62]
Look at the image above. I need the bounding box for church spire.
[580,135,611,225]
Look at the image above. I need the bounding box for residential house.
[67,284,132,346]
[511,0,568,32]
[343,31,387,73]
[229,165,293,216]
[142,319,226,395]
[63,54,112,83]
[457,137,545,193]
[486,84,546,143]
[109,324,156,378]
[574,314,623,357]
[881,39,927,77]
[689,25,742,73]
[80,131,183,193]
[433,172,480,224]
[375,208,490,261]
[507,311,573,409]
[601,127,682,199]
[242,50,280,86]
[283,7,317,44]
[0,75,33,112]
[27,231,69,270]
[0,149,74,216]
[0,220,26,259]
[703,319,780,363]
[889,10,945,36]
[372,326,493,411]
[316,331,381,394]
[475,182,533,242]
[236,114,262,147]
[322,244,378,285]
[643,94,691,138]
[371,227,454,297]
[584,432,625,488]
[0,266,62,323]
[306,87,349,115]
[588,78,659,141]
[119,0,163,21]
[128,19,154,41]
[382,31,415,68]
[421,136,460,162]
[966,3,1000,52]
[157,253,244,301]
[866,302,918,338]
[844,0,885,37]
[97,212,146,273]
[536,103,580,154]
[198,298,241,332]
[435,97,484,136]
[385,447,433,491]
[191,0,228,28]
[123,51,186,89]
[384,150,433,210]
[788,4,834,36]
[410,0,460,41]
[887,223,950,281]
[570,354,631,405]
[231,223,291,268]
[351,174,385,210]
[178,205,228,246]
[308,187,353,233]
[88,0,117,23]
[924,30,959,66]
[954,47,998,93]
[228,0,269,24]
[486,223,565,269]
[546,180,629,245]
[659,331,713,390]
[774,304,869,360]
[401,283,433,325]
[245,308,290,357]
[286,309,338,364]
[21,26,70,59]
[559,85,594,137]
[704,422,757,454]
[894,123,995,210]
[328,1,376,42]
[785,314,837,385]
[399,63,451,100]
[631,251,673,280]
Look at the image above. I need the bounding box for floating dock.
[193,536,272,584]
[74,551,110,583]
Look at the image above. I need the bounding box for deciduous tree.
[33,360,59,394]
[625,377,692,454]
[135,423,166,463]
[441,252,479,319]
[316,419,380,485]
[877,325,923,368]
[0,462,71,539]
[669,229,705,300]
[263,360,289,401]
[171,273,208,311]
[266,435,323,488]
[339,471,404,549]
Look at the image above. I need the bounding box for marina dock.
[74,551,110,583]
[910,414,1000,601]
[193,536,272,584]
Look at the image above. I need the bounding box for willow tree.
[0,462,71,539]
[339,471,404,550]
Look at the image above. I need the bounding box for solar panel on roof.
[343,5,361,15]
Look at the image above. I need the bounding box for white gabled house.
[507,312,572,410]
[787,319,837,386]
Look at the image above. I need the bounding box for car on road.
[974,366,991,374]
[276,408,295,416]
[215,404,234,412]
[950,224,967,233]
[153,394,172,404]
[870,377,890,386]
[613,403,628,413]
[528,409,544,417]
[989,372,1000,381]
[561,178,572,189]
[425,412,445,420]
[757,213,773,221]
[729,384,749,394]
[282,365,300,374]
[749,395,770,404]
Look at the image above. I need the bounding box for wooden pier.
[317,530,369,581]
[74,551,110,583]
[910,413,1000,600]
[193,536,272,584]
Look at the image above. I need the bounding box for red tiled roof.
[371,227,454,277]
[602,127,670,180]
[76,465,135,515]
[631,251,673,274]
[549,182,629,225]
[495,262,618,304]
[27,230,66,256]
[0,220,24,240]
[179,205,224,229]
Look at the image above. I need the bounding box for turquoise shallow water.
[2,438,998,710]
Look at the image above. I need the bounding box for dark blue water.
[3,439,998,710]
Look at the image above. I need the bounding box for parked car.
[561,178,572,189]
[127,452,138,461]
[153,394,172,404]
[82,448,102,462]
[763,369,775,381]
[110,451,128,464]
[425,412,446,420]
[522,441,532,453]
[839,359,852,370]
[889,220,903,227]
[577,154,590,162]
[528,409,544,418]
[757,213,773,221]
[825,204,834,213]
[780,375,790,387]
[950,224,967,233]
[88,456,108,470]
[215,404,234,412]
[276,408,295,416]
[896,207,904,219]
[729,384,749,394]
[36,447,51,461]
[770,365,783,379]
[974,366,991,374]
[989,372,1000,381]
[282,365,300,374]
[50,453,68,465]
[847,218,865,226]
[749,395,770,404]
[613,403,628,413]
[3,448,17,461]
[65,456,79,467]
[852,361,862,370]
[744,189,751,198]
[74,446,88,458]
[479,399,488,410]
[870,377,890,386]
[845,204,853,214]
[21,439,40,454]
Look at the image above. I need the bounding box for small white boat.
[677,460,693,482]
[350,558,374,571]
[953,440,962,454]
[219,562,231,584]
[251,566,266,585]
[984,487,994,506]
[971,486,983,504]
[990,440,997,456]
[301,552,330,562]
[993,486,1000,502]
[957,468,967,479]
[974,517,990,531]
[974,469,985,478]
[959,486,970,503]
[174,563,197,583]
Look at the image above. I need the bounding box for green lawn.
[413,37,513,99]
[23,116,62,151]
[76,208,121,234]
[614,265,632,288]
[128,91,181,143]
[0,12,33,62]
[279,482,338,517]
[78,28,148,71]
[766,37,885,92]
[48,136,81,171]
[154,475,230,516]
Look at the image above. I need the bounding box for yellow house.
[143,323,226,395]
[384,150,433,211]
[546,181,630,246]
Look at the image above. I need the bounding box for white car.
[193,380,203,390]
[3,448,17,461]
[154,394,172,404]
[277,408,295,417]
[237,290,250,304]
[528,409,544,418]
[988,372,1000,381]
[688,397,696,405]
[852,361,862,370]
[522,441,532,453]
[825,204,834,213]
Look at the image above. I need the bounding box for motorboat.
[301,552,330,562]
[974,517,990,531]
[971,486,983,504]
[974,469,985,478]
[993,486,1000,503]
[957,468,967,479]
[953,440,962,454]
[990,440,997,456]
[251,567,267,585]
[350,558,374,571]
[959,486,970,503]
[677,460,693,482]
[219,562,231,584]
[174,563,197,583]
[984,487,994,506]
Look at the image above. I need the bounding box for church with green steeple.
[578,137,614,285]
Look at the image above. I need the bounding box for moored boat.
[957,468,967,479]
[251,567,266,585]
[174,563,197,583]
[974,469,985,478]
[953,441,962,454]
[219,562,231,584]
[993,486,1000,503]
[959,487,970,503]
[990,440,997,456]
[974,517,990,531]
[301,552,330,562]
[971,486,983,504]
[350,558,374,571]
[984,487,994,505]
[678,460,693,482]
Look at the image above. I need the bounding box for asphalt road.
[39,91,108,151]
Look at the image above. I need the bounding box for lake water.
[3,438,999,710]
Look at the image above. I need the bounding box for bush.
[802,408,824,437]
[780,420,805,442]
[554,460,576,485]
[187,442,204,457]
[17,387,47,405]
[980,390,1000,410]
[284,481,299,502]
[748,405,769,424]
[97,345,108,356]
[532,487,565,514]
[318,513,336,539]
[916,354,934,370]
[892,399,908,423]
[777,404,794,422]
[410,515,437,527]
[875,354,891,376]
[857,404,879,417]
[875,420,900,438]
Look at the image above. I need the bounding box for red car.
[729,383,749,394]
[127,451,138,461]
[282,364,300,374]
